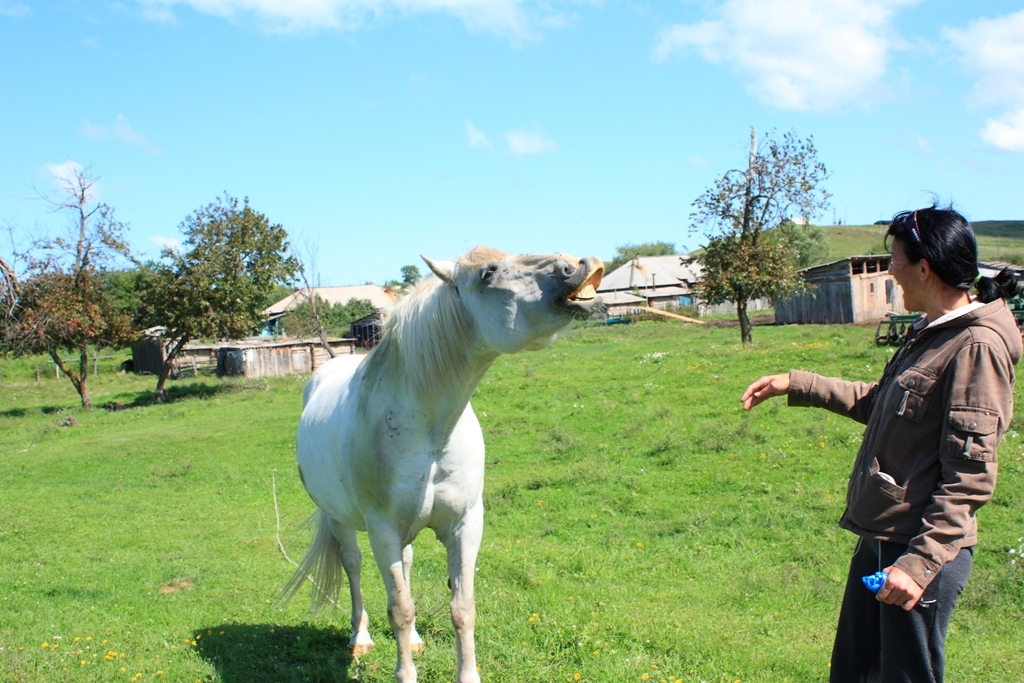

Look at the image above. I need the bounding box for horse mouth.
[567,270,603,303]
[560,259,604,315]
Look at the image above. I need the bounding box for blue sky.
[2,1,1023,286]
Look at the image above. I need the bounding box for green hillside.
[820,220,1024,265]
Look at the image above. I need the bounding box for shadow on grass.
[1,406,77,417]
[104,378,269,411]
[193,622,354,683]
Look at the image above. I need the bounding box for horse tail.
[279,509,343,614]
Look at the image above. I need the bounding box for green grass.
[2,322,1023,682]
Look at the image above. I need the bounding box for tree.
[605,241,677,273]
[143,195,298,401]
[0,168,136,408]
[279,295,375,338]
[778,221,831,269]
[690,129,831,344]
[400,265,422,287]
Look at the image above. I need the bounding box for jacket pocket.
[848,455,910,530]
[892,368,939,423]
[945,408,1000,462]
[868,455,908,501]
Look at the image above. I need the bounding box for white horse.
[283,246,604,683]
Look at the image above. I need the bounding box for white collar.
[924,299,985,329]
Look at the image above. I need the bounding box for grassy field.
[2,321,1023,682]
[821,221,1024,265]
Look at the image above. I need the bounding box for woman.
[741,206,1021,683]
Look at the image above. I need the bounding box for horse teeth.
[570,284,597,301]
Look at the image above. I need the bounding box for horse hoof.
[410,641,424,654]
[351,642,374,657]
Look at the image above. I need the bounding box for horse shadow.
[193,622,354,683]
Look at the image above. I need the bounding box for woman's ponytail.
[975,267,1022,304]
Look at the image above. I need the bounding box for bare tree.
[293,244,337,358]
[1,166,136,408]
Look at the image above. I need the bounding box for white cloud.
[137,0,540,40]
[42,160,106,203]
[652,0,919,112]
[980,109,1024,153]
[465,120,491,149]
[505,129,559,157]
[0,2,29,17]
[45,160,84,183]
[150,235,183,253]
[79,114,163,154]
[945,10,1024,153]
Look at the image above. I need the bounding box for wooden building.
[775,255,908,325]
[216,338,356,378]
[132,332,355,378]
[596,254,702,312]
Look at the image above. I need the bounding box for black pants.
[830,538,973,683]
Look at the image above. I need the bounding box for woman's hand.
[876,566,924,611]
[741,373,791,411]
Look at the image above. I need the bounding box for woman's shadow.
[193,622,354,683]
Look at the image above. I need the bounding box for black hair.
[885,204,1021,304]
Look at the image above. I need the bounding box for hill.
[820,220,1024,265]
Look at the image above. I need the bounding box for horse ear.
[422,255,455,284]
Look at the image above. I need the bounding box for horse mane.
[458,245,506,268]
[365,274,474,401]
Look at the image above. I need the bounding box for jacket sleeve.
[787,369,880,425]
[892,339,1014,589]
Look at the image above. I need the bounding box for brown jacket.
[788,298,1022,589]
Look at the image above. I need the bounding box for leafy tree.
[778,221,831,268]
[103,264,158,322]
[690,129,830,344]
[280,296,375,338]
[143,195,298,401]
[400,264,422,286]
[0,168,136,408]
[605,241,677,273]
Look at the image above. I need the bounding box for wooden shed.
[133,332,355,378]
[216,338,356,378]
[350,311,388,349]
[775,255,908,325]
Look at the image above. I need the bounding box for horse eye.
[481,265,498,281]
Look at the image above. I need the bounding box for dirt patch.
[159,578,195,594]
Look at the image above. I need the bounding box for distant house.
[596,254,770,316]
[597,255,702,315]
[775,255,908,325]
[263,284,398,335]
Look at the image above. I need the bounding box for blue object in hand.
[862,571,889,593]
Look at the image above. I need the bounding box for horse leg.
[445,504,483,683]
[367,524,418,683]
[330,520,374,656]
[403,543,425,654]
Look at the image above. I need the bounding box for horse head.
[422,246,604,354]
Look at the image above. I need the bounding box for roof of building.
[800,254,891,271]
[264,285,397,318]
[599,290,647,305]
[598,254,702,293]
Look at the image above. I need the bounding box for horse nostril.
[562,265,574,277]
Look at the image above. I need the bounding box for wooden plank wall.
[218,340,356,378]
[775,282,854,324]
